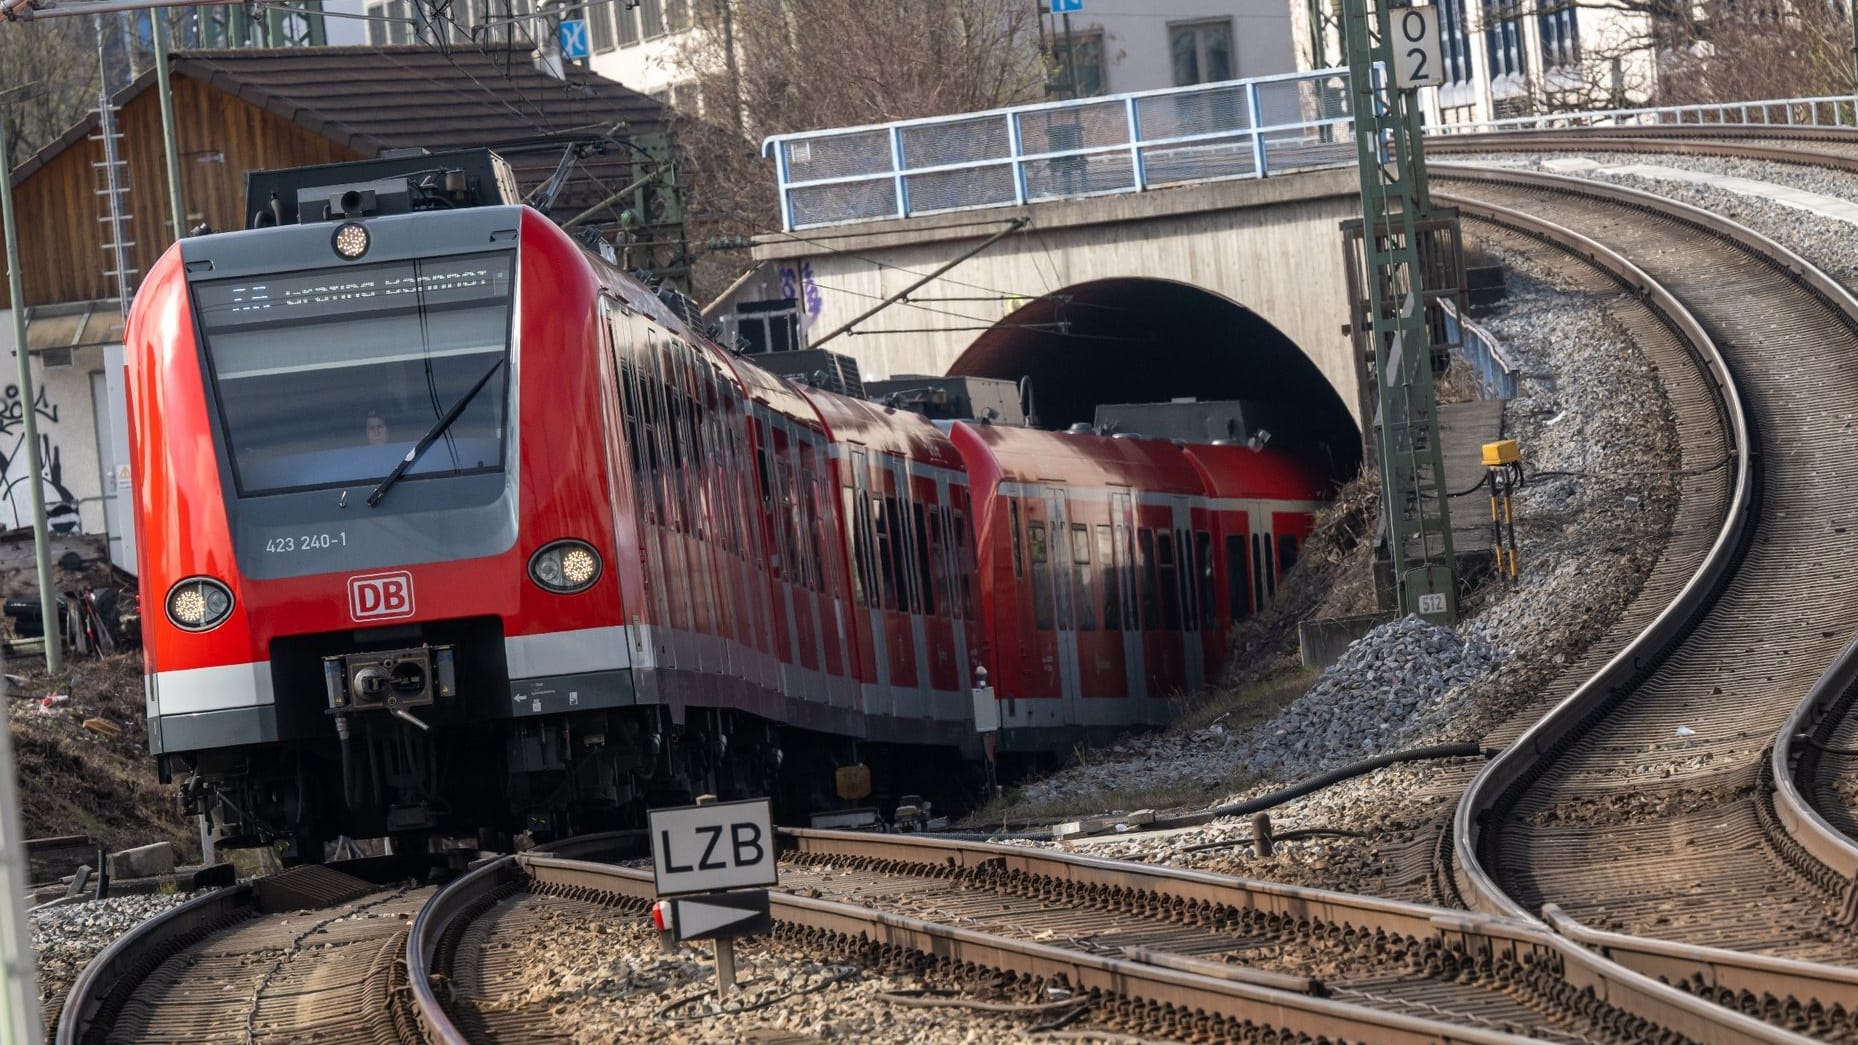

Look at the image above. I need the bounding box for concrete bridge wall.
[712,167,1365,428]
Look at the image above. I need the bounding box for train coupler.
[323,644,456,721]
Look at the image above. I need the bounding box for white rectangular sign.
[1391,5,1444,90]
[649,798,777,896]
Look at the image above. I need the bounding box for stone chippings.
[1015,250,1684,898]
[1244,614,1505,780]
[480,904,1064,1044]
[30,891,195,1027]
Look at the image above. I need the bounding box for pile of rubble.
[1243,615,1505,779]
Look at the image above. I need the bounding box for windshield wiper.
[367,358,505,507]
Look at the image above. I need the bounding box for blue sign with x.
[559,18,590,60]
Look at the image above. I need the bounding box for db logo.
[348,571,415,621]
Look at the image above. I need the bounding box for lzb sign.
[648,798,777,895]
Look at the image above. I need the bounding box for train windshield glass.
[193,251,515,496]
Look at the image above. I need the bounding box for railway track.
[1437,162,1858,1037]
[404,830,1807,1044]
[1439,125,1858,905]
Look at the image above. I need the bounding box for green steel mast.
[1344,0,1458,624]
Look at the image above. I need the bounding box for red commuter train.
[125,152,1330,852]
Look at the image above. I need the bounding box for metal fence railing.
[762,68,1356,230]
[1430,94,1858,134]
[1441,300,1518,399]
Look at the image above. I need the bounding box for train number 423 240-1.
[265,532,348,553]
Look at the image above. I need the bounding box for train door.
[849,451,891,717]
[1066,502,1117,701]
[1112,492,1144,699]
[922,473,960,698]
[596,303,644,674]
[1041,488,1082,716]
[631,329,674,667]
[883,455,924,714]
[1015,490,1062,704]
[1171,496,1204,693]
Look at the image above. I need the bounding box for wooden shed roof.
[13,44,667,208]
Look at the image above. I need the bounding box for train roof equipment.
[244,149,520,228]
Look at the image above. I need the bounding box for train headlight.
[332,221,369,260]
[166,577,234,632]
[528,540,601,594]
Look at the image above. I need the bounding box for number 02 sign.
[1391,5,1444,90]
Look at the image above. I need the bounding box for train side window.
[873,496,896,610]
[1278,533,1299,577]
[1156,531,1180,630]
[1116,522,1136,628]
[1251,533,1267,611]
[952,507,975,618]
[1097,524,1119,630]
[1263,534,1276,596]
[1225,535,1251,618]
[1175,529,1196,632]
[1009,499,1025,578]
[1196,530,1214,629]
[888,495,912,612]
[845,487,868,606]
[1071,524,1095,631]
[913,501,937,616]
[1029,520,1052,630]
[1138,528,1160,629]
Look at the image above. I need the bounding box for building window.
[387,0,412,44]
[1169,20,1233,86]
[641,0,665,36]
[366,0,388,43]
[1049,30,1105,97]
[617,0,638,45]
[665,0,686,31]
[586,0,614,51]
[1440,0,1473,83]
[734,299,801,355]
[1482,0,1526,77]
[1537,0,1578,68]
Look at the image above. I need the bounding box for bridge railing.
[762,68,1356,231]
[1430,94,1858,134]
[1440,300,1518,400]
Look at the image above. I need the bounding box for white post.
[1,674,45,1045]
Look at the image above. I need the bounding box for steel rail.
[1430,131,1858,888]
[784,829,1810,1045]
[1540,904,1858,1018]
[508,853,1547,1045]
[406,824,1814,1043]
[1439,165,1858,918]
[1437,169,1757,928]
[53,885,258,1045]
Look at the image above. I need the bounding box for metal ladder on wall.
[91,87,135,320]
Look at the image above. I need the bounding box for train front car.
[128,177,624,855]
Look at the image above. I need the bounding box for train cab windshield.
[192,251,515,496]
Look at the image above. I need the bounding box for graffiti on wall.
[0,384,77,534]
[779,263,824,326]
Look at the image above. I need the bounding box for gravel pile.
[481,903,1080,1044]
[30,891,195,1027]
[1244,616,1505,779]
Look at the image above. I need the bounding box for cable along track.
[407,830,1807,1044]
[1441,165,1858,1037]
